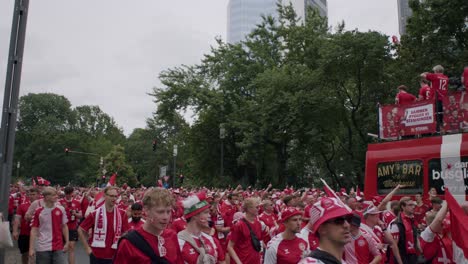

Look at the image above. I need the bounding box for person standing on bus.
[421,65,449,130]
[418,80,433,101]
[395,85,416,105]
[389,197,419,264]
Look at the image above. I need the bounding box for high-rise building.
[227,0,328,44]
[397,0,412,35]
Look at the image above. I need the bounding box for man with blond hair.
[228,197,263,264]
[114,187,183,263]
[29,187,69,264]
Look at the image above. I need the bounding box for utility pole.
[0,0,30,263]
[173,144,177,188]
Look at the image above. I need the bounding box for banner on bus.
[379,101,436,139]
[442,92,468,133]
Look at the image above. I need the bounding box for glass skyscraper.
[397,0,412,35]
[227,0,328,44]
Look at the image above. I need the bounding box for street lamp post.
[220,124,226,178]
[173,144,178,188]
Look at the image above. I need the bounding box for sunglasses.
[326,215,353,225]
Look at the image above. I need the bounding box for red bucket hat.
[279,207,303,223]
[309,197,352,233]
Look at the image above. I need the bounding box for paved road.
[6,239,89,264]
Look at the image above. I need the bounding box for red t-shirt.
[419,227,454,264]
[169,217,187,233]
[259,212,277,230]
[80,208,129,259]
[382,210,396,227]
[220,202,238,228]
[419,85,434,101]
[128,218,145,230]
[426,73,449,100]
[31,205,68,252]
[59,198,82,230]
[264,235,309,264]
[396,91,416,105]
[16,202,32,235]
[299,227,319,251]
[230,219,263,264]
[414,203,429,226]
[113,227,183,264]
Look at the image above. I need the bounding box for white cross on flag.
[36,176,50,186]
[445,190,468,263]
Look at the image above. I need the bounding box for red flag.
[94,191,105,208]
[445,190,468,262]
[107,173,117,186]
[322,184,335,197]
[36,176,50,186]
[392,35,400,45]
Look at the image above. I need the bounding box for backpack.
[114,230,169,264]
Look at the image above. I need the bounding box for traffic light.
[65,148,70,155]
[152,140,157,151]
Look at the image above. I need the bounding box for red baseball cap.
[279,207,303,223]
[309,197,353,233]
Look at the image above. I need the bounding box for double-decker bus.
[364,133,468,203]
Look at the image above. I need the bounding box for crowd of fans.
[5,181,466,264]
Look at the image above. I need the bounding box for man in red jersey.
[419,201,453,264]
[178,192,222,264]
[12,187,39,264]
[78,186,129,264]
[227,197,263,264]
[395,85,416,105]
[264,207,309,264]
[128,203,145,230]
[259,199,277,243]
[418,80,433,101]
[59,186,82,264]
[114,188,183,263]
[344,214,381,264]
[220,193,239,228]
[422,65,449,129]
[29,187,69,263]
[414,193,430,230]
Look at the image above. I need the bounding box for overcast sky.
[0,0,398,135]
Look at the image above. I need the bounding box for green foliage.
[14,93,126,186]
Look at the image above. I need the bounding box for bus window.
[377,160,423,195]
[428,158,468,195]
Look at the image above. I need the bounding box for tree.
[102,145,137,186]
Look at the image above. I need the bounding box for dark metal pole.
[0,0,30,263]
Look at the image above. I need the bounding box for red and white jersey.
[264,234,309,264]
[230,218,263,264]
[170,217,187,233]
[128,218,145,230]
[299,227,319,251]
[344,230,380,264]
[31,205,68,252]
[299,256,348,264]
[419,227,454,264]
[59,198,82,230]
[15,201,32,235]
[259,212,277,230]
[426,73,449,100]
[382,210,396,227]
[178,232,219,264]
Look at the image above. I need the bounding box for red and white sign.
[379,101,436,139]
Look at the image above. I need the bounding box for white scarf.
[91,205,122,249]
